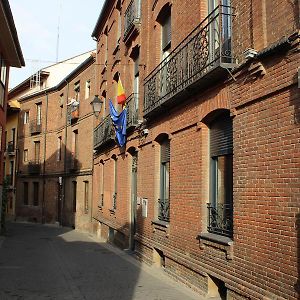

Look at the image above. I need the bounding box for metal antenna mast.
[56,0,62,62]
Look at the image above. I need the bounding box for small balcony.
[30,119,42,135]
[28,161,41,174]
[67,101,79,125]
[126,93,139,129]
[66,156,79,172]
[158,198,170,222]
[7,141,15,155]
[207,203,233,238]
[94,115,115,149]
[123,0,141,44]
[144,5,236,117]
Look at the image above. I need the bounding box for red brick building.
[10,52,96,232]
[0,0,24,226]
[91,0,300,299]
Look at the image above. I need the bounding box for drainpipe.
[61,81,69,226]
[41,92,49,224]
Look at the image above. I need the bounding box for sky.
[9,0,105,89]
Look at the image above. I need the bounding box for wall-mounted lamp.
[90,95,103,118]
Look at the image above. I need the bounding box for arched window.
[208,110,233,237]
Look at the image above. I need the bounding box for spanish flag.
[117,77,126,105]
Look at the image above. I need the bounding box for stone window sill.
[152,219,169,237]
[197,232,233,260]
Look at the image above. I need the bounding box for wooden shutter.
[161,140,170,163]
[210,114,233,157]
[162,14,171,51]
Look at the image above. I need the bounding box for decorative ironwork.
[158,198,170,222]
[100,193,104,207]
[29,119,42,135]
[28,161,41,174]
[112,193,117,210]
[207,203,233,237]
[144,5,236,116]
[93,115,115,149]
[124,0,141,40]
[126,93,139,129]
[7,141,15,154]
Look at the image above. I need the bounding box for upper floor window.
[34,141,40,163]
[160,6,171,59]
[57,136,62,161]
[85,80,91,99]
[74,81,80,101]
[24,149,28,162]
[59,93,64,117]
[0,55,7,85]
[208,110,233,238]
[116,1,122,44]
[159,137,170,222]
[36,103,42,125]
[24,111,29,124]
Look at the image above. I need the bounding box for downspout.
[62,81,70,226]
[41,92,49,224]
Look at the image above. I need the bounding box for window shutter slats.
[161,140,170,163]
[210,115,233,157]
[162,14,171,50]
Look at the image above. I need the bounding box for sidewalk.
[0,222,203,300]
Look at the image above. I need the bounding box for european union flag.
[109,100,127,147]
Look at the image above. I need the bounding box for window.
[116,2,122,44]
[24,111,29,124]
[159,139,170,222]
[104,27,108,64]
[34,141,40,163]
[0,56,6,107]
[208,111,233,237]
[161,8,171,58]
[133,52,139,115]
[59,93,64,117]
[72,181,77,212]
[112,157,117,209]
[36,103,42,125]
[24,149,28,162]
[11,128,16,148]
[72,130,78,159]
[74,81,80,101]
[100,162,104,207]
[33,182,39,206]
[84,181,89,213]
[57,136,62,161]
[85,80,91,99]
[23,182,29,205]
[9,161,14,185]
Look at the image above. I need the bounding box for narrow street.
[0,222,201,300]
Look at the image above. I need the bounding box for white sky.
[9,0,105,89]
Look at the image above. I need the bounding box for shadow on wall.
[295,213,300,297]
[16,140,83,227]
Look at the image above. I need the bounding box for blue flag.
[109,100,127,147]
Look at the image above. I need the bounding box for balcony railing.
[158,198,170,222]
[94,115,115,149]
[207,203,233,237]
[28,161,41,174]
[112,193,117,210]
[124,0,141,42]
[126,93,139,129]
[30,119,42,134]
[144,5,236,117]
[7,141,15,154]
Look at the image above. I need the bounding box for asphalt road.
[0,222,202,300]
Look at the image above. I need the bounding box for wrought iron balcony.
[30,119,42,135]
[94,115,115,149]
[28,161,41,174]
[144,5,236,117]
[67,105,79,125]
[124,0,141,42]
[7,141,15,154]
[112,193,117,210]
[158,198,170,222]
[207,202,233,237]
[126,93,139,129]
